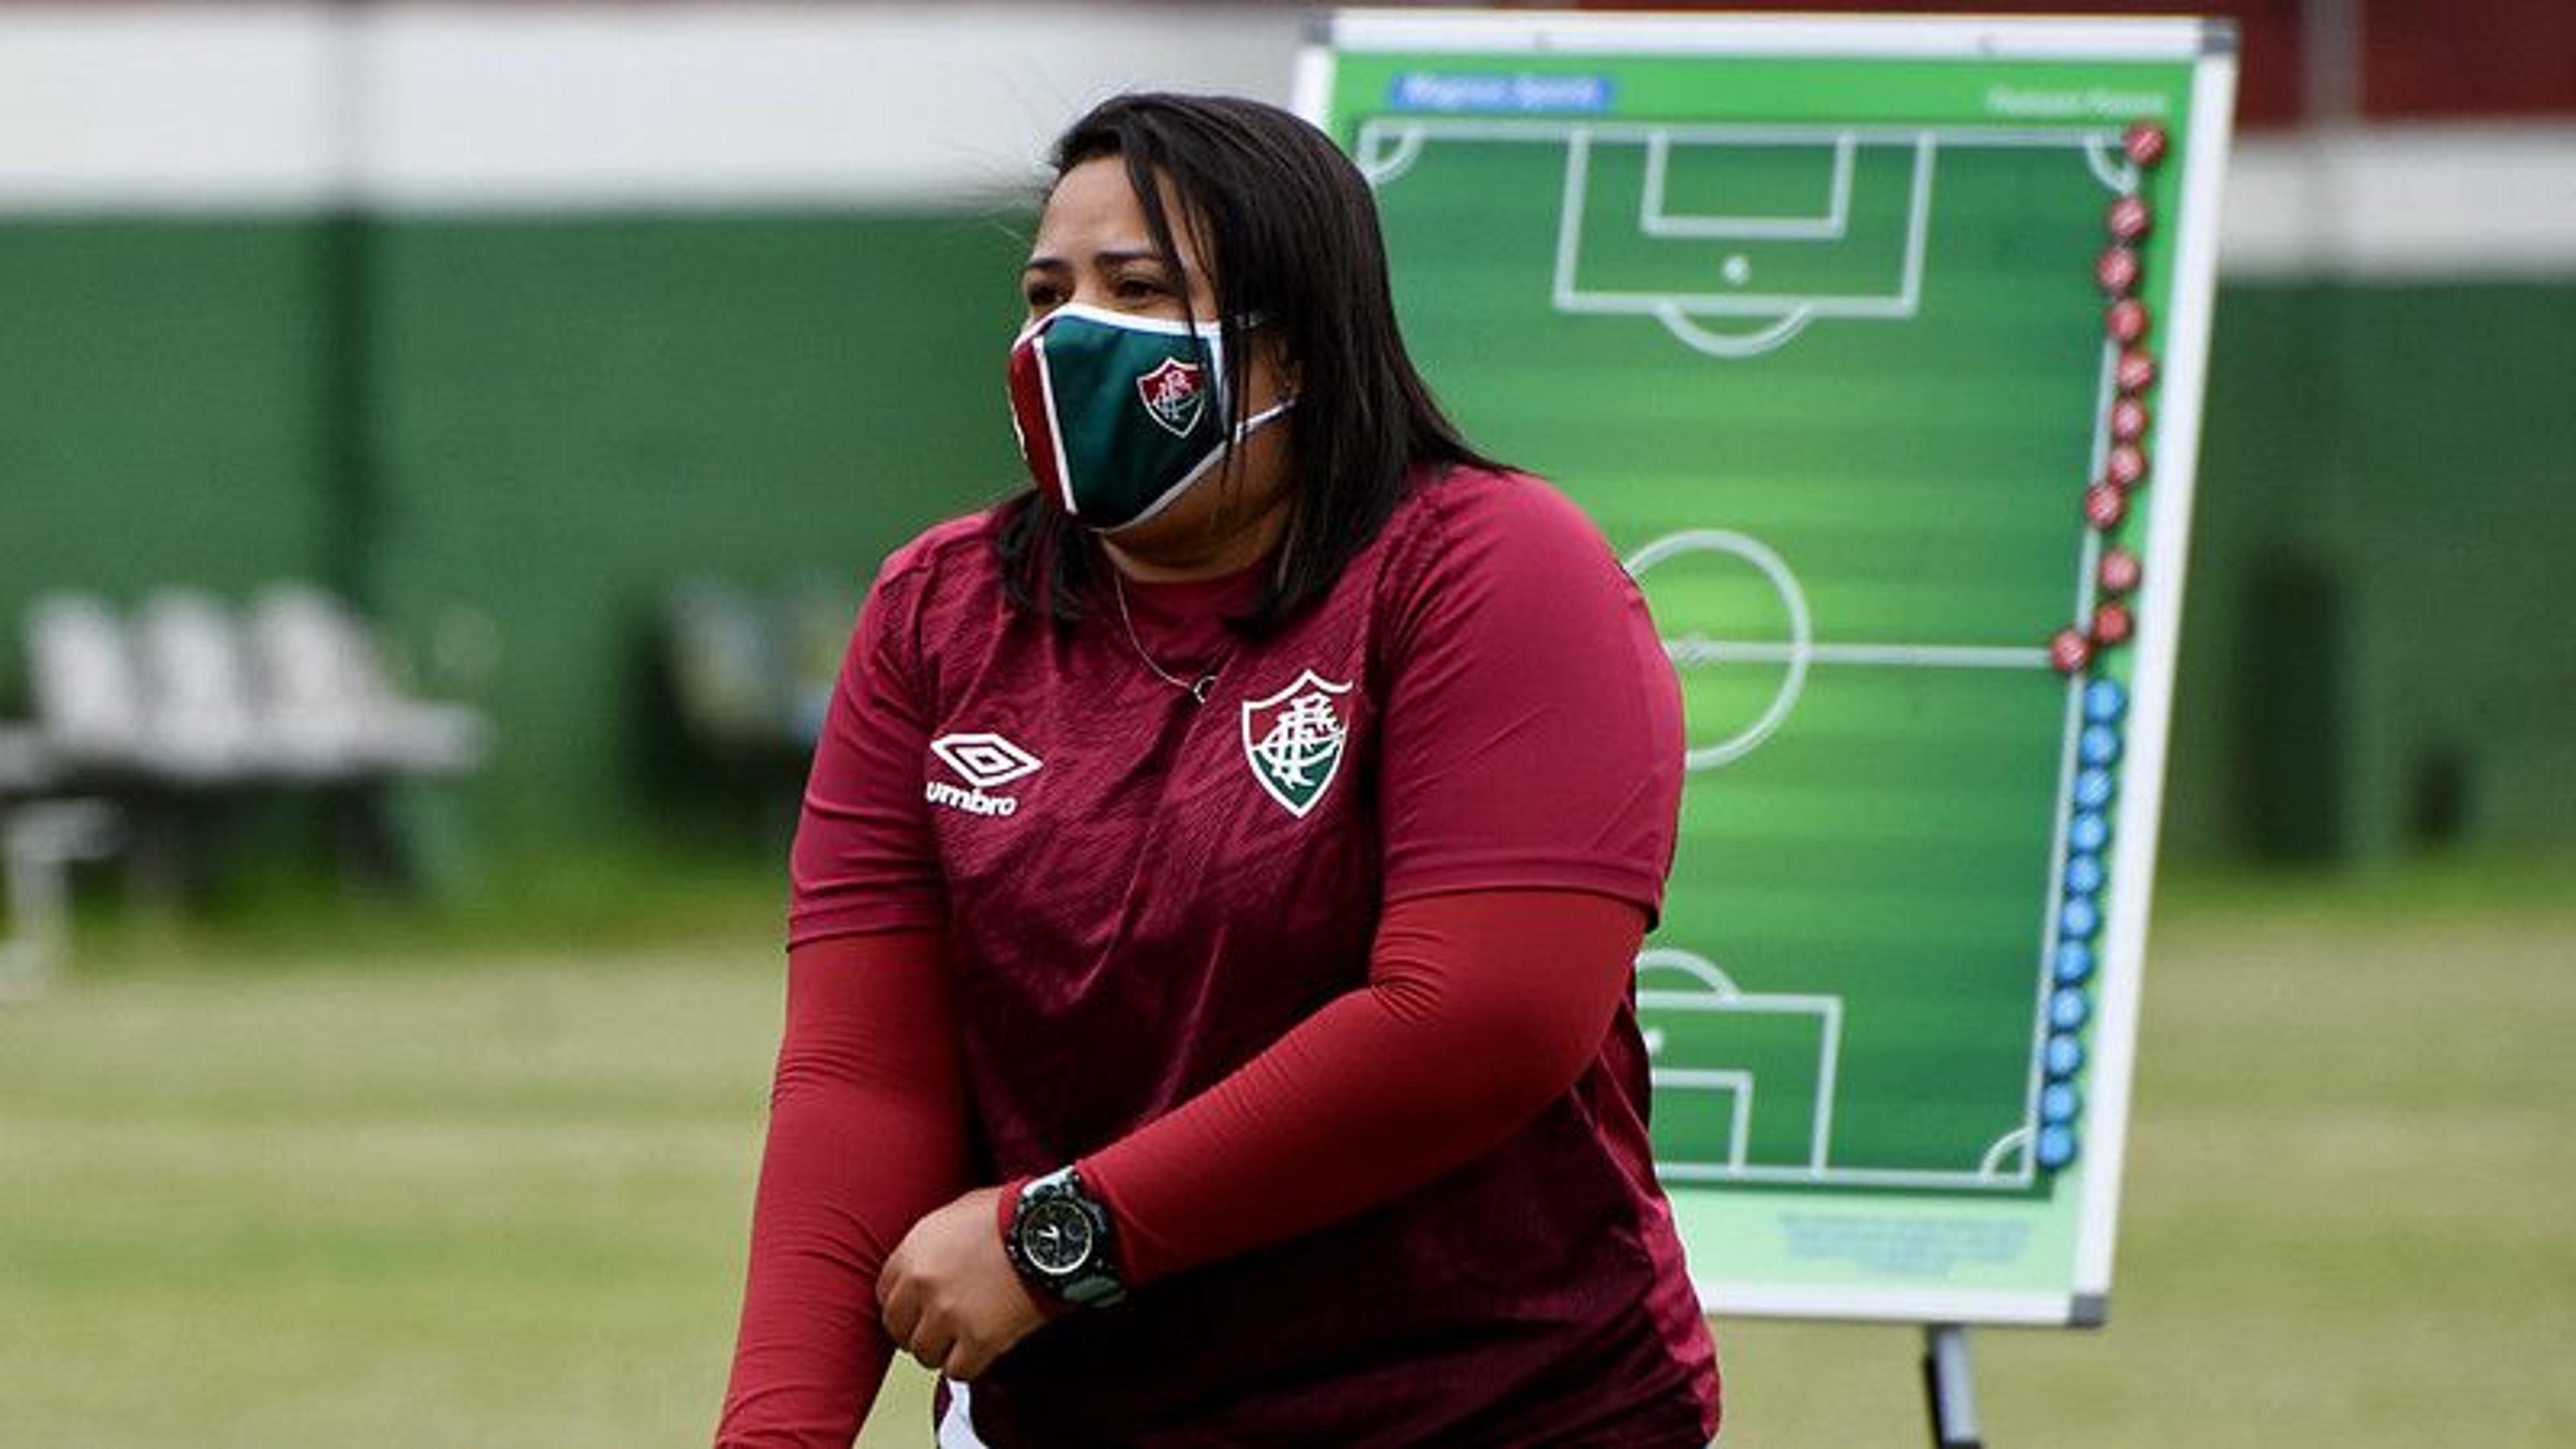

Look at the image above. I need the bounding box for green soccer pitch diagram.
[1305,11,2235,1326]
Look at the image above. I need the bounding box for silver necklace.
[1110,568,1224,705]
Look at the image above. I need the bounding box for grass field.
[3,855,2569,1446]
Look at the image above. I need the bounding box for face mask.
[1006,303,1294,533]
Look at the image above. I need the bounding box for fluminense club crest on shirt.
[1135,356,1206,437]
[1240,669,1353,819]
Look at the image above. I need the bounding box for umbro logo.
[926,731,1041,817]
[932,733,1042,788]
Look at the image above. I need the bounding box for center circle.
[1623,529,1814,771]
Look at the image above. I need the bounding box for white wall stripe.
[0,3,2570,279]
[2222,124,2576,278]
[358,4,1301,209]
[0,6,342,207]
[0,3,1303,211]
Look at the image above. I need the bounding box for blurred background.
[0,3,2567,1446]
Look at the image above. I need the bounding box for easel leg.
[1921,1322,1985,1449]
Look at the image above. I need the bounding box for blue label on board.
[1387,71,1615,115]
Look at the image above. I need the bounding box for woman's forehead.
[1030,156,1203,268]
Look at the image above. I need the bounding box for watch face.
[1018,1197,1097,1277]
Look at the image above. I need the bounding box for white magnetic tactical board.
[1301,9,2236,1325]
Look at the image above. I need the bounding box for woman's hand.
[877,1187,1046,1381]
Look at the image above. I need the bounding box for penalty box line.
[1550,127,1934,362]
[1356,117,2140,358]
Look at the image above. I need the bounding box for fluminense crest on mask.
[1135,356,1208,437]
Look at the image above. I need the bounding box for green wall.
[2177,282,2576,859]
[0,223,333,606]
[2,215,2566,861]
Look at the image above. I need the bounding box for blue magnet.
[2043,1033,2086,1079]
[2069,810,2110,853]
[2041,1081,2082,1124]
[2049,986,2091,1031]
[2060,896,2101,941]
[2079,723,2124,768]
[2064,852,2106,896]
[2083,678,2129,724]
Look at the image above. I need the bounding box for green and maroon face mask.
[1006,303,1292,533]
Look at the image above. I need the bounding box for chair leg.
[1,800,123,999]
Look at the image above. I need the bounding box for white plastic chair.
[246,584,488,778]
[25,594,148,774]
[131,590,270,784]
[246,584,379,780]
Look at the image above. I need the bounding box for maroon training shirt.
[792,464,1716,1446]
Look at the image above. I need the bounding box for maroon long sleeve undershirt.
[714,888,1644,1446]
[717,930,969,1448]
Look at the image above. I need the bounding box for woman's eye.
[1115,275,1169,301]
[1022,282,1064,311]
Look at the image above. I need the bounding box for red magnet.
[2125,123,2168,168]
[2098,547,2143,596]
[2110,398,2150,443]
[2106,443,2148,490]
[2106,298,2150,345]
[2096,246,2141,296]
[2084,482,2129,529]
[2050,627,2094,674]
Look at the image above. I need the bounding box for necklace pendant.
[1189,675,1216,705]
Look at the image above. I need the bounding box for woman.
[718,93,1720,1447]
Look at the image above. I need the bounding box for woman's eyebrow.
[1021,248,1177,273]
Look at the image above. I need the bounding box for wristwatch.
[1005,1166,1127,1309]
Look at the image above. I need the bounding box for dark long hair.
[994,92,1495,632]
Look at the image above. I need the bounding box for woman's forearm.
[1081,889,1644,1285]
[717,931,969,1448]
